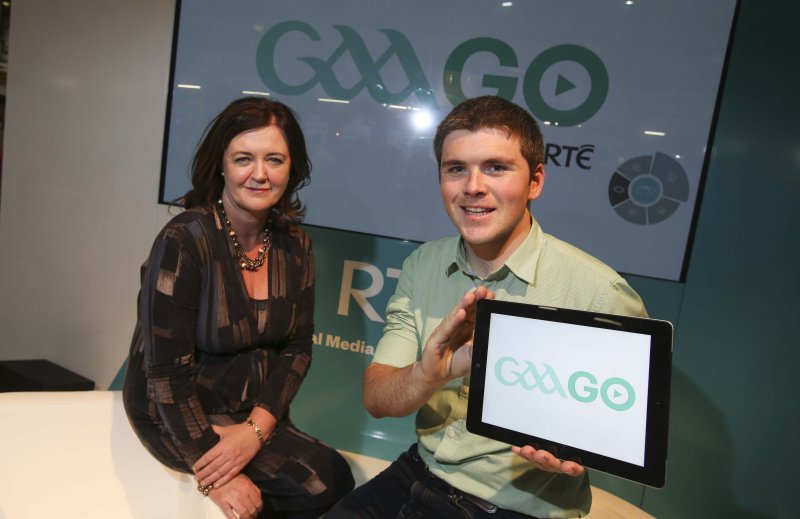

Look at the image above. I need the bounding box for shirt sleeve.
[253,230,314,421]
[372,250,422,368]
[595,276,649,319]
[138,224,219,466]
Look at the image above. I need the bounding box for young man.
[328,96,647,518]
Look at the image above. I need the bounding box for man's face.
[439,128,544,262]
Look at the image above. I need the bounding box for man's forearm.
[362,362,440,418]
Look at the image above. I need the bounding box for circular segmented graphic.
[608,152,690,225]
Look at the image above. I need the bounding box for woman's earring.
[220,171,225,177]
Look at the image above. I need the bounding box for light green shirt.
[372,218,647,518]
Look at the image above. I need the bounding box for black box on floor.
[0,359,95,392]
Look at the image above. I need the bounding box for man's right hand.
[417,285,493,385]
[363,286,493,418]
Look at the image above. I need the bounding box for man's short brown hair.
[433,96,545,180]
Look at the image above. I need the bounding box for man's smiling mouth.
[463,207,494,216]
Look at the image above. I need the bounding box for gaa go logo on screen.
[256,21,609,127]
[494,356,636,412]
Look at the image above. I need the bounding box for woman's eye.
[268,156,285,165]
[234,157,251,165]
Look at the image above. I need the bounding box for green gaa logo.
[256,21,609,127]
[494,356,636,412]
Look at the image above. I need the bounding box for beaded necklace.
[217,199,272,272]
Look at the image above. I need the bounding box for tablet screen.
[467,300,672,487]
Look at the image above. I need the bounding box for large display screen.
[161,0,737,280]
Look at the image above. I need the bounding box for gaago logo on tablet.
[494,357,636,412]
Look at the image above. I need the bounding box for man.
[328,96,647,518]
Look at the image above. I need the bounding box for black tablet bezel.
[466,299,673,488]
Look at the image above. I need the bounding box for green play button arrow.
[555,74,577,96]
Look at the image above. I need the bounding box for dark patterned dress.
[123,205,354,516]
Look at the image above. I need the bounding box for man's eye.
[486,163,507,173]
[444,166,466,175]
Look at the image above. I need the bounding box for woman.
[123,97,354,519]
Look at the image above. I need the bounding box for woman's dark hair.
[181,97,311,225]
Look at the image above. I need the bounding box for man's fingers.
[560,461,585,477]
[449,340,473,378]
[420,287,495,384]
[432,307,468,344]
[512,445,585,476]
[440,287,491,336]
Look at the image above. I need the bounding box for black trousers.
[326,444,538,519]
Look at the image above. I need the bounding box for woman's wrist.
[245,417,267,446]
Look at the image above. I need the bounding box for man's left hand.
[512,445,585,477]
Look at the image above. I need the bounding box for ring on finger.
[231,507,241,519]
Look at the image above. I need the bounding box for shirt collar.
[446,217,543,285]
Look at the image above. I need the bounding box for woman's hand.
[193,422,261,489]
[208,473,263,519]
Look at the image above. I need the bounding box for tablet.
[466,299,673,488]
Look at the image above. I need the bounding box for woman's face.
[221,125,291,222]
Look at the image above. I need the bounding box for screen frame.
[466,299,673,488]
[157,0,740,282]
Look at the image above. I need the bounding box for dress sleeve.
[254,231,314,421]
[138,224,219,466]
[372,250,422,368]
